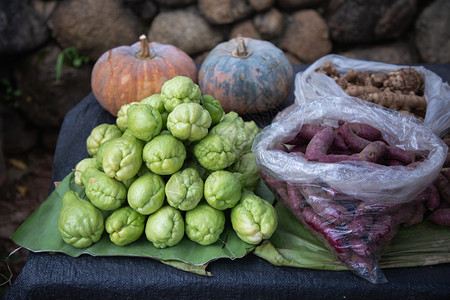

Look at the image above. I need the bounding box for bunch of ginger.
[316,62,427,120]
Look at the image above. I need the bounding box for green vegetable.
[58,190,104,248]
[193,134,235,171]
[142,134,186,175]
[209,113,249,158]
[231,190,278,245]
[145,205,185,248]
[141,94,169,130]
[81,167,127,211]
[105,206,146,246]
[102,134,143,181]
[86,123,122,156]
[127,172,165,215]
[116,102,138,132]
[166,102,212,142]
[229,152,261,190]
[127,103,162,142]
[165,168,204,211]
[74,157,101,187]
[161,76,201,112]
[204,170,242,210]
[185,203,225,245]
[200,94,224,125]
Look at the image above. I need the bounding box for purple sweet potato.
[352,141,387,163]
[403,203,427,227]
[286,182,307,213]
[384,146,415,164]
[304,193,352,225]
[337,122,371,152]
[367,214,393,242]
[427,208,450,226]
[426,184,441,211]
[301,207,349,255]
[347,214,374,238]
[305,127,335,161]
[441,167,450,180]
[435,173,450,204]
[349,238,372,256]
[347,123,382,141]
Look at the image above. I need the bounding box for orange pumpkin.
[198,37,293,114]
[91,35,198,116]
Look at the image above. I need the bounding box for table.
[4,64,450,300]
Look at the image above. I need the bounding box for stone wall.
[0,0,449,155]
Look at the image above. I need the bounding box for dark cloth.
[4,65,450,300]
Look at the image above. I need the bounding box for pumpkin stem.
[136,34,154,59]
[232,36,251,59]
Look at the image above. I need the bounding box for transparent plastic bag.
[252,96,447,283]
[294,54,450,137]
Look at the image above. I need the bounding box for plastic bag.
[252,96,447,283]
[294,54,450,137]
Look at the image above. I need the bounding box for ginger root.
[360,88,427,111]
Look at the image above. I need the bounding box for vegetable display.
[60,76,277,250]
[91,35,198,116]
[198,36,294,114]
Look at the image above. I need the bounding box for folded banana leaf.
[11,172,274,276]
[254,203,450,270]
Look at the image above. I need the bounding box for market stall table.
[4,64,450,299]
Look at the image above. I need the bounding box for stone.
[154,0,196,7]
[0,0,49,55]
[254,8,284,40]
[148,7,224,55]
[280,10,332,63]
[198,0,253,25]
[277,0,325,9]
[123,0,158,20]
[230,20,262,40]
[248,0,275,11]
[415,0,450,63]
[49,0,143,61]
[339,40,420,65]
[13,43,92,128]
[326,0,417,44]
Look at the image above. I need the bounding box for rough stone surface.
[280,10,332,63]
[278,0,325,9]
[13,43,92,128]
[198,0,253,25]
[326,0,417,44]
[49,0,143,60]
[148,7,224,55]
[340,40,420,65]
[254,8,285,40]
[123,0,158,19]
[155,0,196,7]
[249,0,275,11]
[0,0,49,54]
[415,0,450,63]
[230,20,262,40]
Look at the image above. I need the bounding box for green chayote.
[86,123,122,156]
[165,168,204,211]
[142,134,186,175]
[229,152,260,190]
[200,94,224,125]
[127,103,162,142]
[193,134,235,171]
[74,157,101,187]
[141,94,169,130]
[204,170,242,210]
[185,203,225,246]
[116,102,139,132]
[230,190,278,245]
[145,205,184,248]
[161,76,201,112]
[102,134,143,181]
[166,103,211,142]
[105,206,146,246]
[58,190,104,248]
[81,167,127,211]
[209,115,248,159]
[182,159,211,181]
[243,121,260,153]
[127,172,165,215]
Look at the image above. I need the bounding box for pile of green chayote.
[58,76,278,249]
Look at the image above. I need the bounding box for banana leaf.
[254,203,450,270]
[11,172,274,276]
